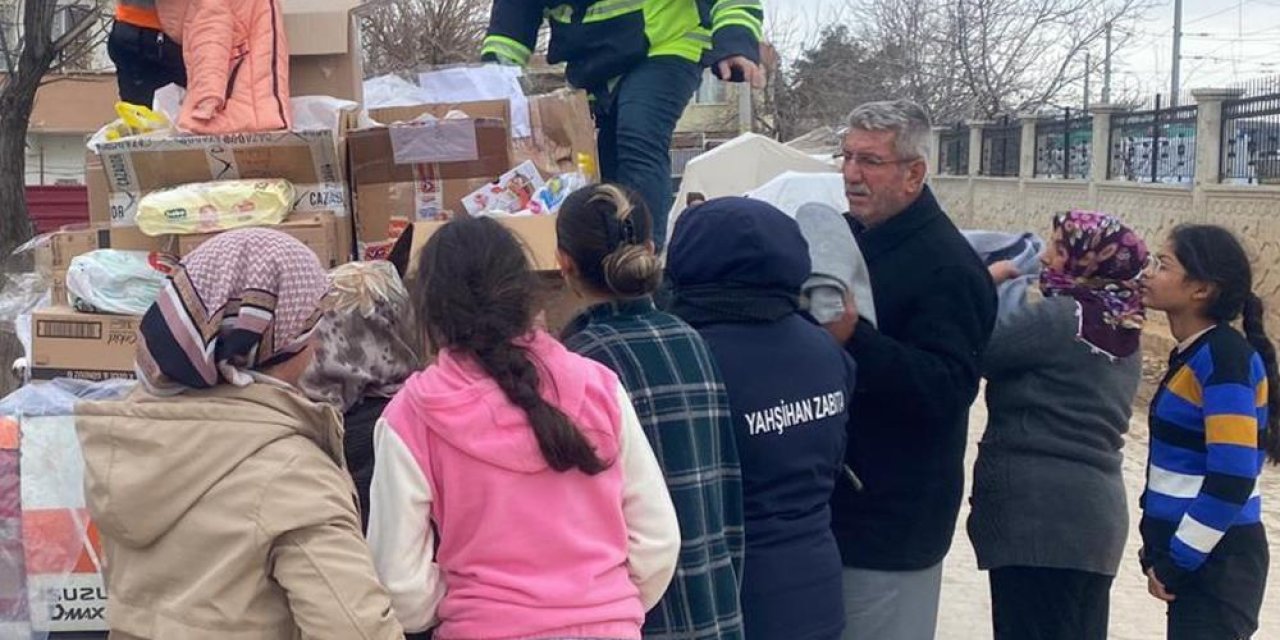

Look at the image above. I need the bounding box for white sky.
[766,0,1280,99]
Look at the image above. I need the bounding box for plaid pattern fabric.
[563,298,745,640]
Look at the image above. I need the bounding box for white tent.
[667,133,837,241]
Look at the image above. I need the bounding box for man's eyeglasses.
[837,153,920,169]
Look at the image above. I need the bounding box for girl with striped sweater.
[1140,225,1278,639]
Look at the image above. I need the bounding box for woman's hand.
[988,260,1020,285]
[824,292,858,344]
[1146,568,1176,602]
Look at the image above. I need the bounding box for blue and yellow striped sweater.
[1141,324,1269,588]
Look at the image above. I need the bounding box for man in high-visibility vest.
[108,0,185,106]
[483,0,764,249]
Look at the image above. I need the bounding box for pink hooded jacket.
[158,0,291,134]
[367,330,680,639]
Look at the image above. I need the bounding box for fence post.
[967,120,989,177]
[1089,103,1126,184]
[1191,88,1246,187]
[1018,113,1038,179]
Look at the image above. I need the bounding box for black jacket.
[830,186,997,571]
[343,397,390,534]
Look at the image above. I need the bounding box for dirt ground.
[937,390,1280,640]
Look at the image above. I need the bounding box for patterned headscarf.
[136,229,329,394]
[301,261,423,412]
[1040,210,1148,359]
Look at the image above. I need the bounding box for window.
[694,68,728,105]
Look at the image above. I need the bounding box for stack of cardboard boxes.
[28,1,597,383]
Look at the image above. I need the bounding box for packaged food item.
[531,172,589,214]
[135,179,296,236]
[461,161,545,216]
[66,250,173,316]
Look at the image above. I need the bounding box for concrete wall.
[926,87,1280,329]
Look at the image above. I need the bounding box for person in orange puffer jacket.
[155,0,292,134]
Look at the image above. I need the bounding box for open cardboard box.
[283,0,365,102]
[405,214,587,333]
[348,117,512,260]
[89,129,353,260]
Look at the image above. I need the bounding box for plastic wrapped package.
[0,379,134,638]
[2,234,55,380]
[66,250,172,316]
[135,179,296,236]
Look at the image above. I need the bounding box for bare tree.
[360,0,490,77]
[0,0,102,394]
[850,0,1155,120]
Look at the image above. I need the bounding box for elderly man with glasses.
[824,100,998,640]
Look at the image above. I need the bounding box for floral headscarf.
[301,261,423,412]
[1040,210,1148,359]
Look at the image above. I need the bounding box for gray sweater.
[966,295,1140,576]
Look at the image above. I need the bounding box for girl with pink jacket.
[367,217,681,639]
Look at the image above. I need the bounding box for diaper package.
[136,179,296,236]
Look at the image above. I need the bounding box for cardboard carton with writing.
[29,308,140,382]
[88,129,353,260]
[348,117,512,260]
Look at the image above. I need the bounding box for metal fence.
[1222,89,1280,185]
[980,116,1021,177]
[1108,95,1198,184]
[1034,109,1093,179]
[938,124,969,176]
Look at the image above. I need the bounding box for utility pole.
[1084,51,1091,110]
[1103,21,1113,103]
[1171,0,1183,106]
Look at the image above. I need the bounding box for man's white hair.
[845,100,933,164]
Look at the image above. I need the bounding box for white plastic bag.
[66,250,169,316]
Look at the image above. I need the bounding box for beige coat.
[76,380,404,640]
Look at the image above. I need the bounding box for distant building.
[21,73,117,186]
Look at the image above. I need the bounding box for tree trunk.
[0,66,47,397]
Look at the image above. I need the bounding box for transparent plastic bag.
[0,379,133,638]
[66,250,169,316]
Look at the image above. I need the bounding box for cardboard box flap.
[282,0,359,55]
[367,100,511,127]
[349,118,511,184]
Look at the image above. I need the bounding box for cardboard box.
[177,215,342,269]
[86,151,109,226]
[283,0,364,102]
[46,226,175,271]
[519,90,600,179]
[408,214,560,272]
[29,308,140,382]
[89,129,352,260]
[348,118,512,260]
[368,92,599,181]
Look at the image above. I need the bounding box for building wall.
[675,68,740,136]
[24,133,88,186]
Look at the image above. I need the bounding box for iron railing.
[980,116,1021,177]
[1034,108,1093,179]
[1108,95,1198,184]
[1222,90,1280,185]
[938,124,969,176]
